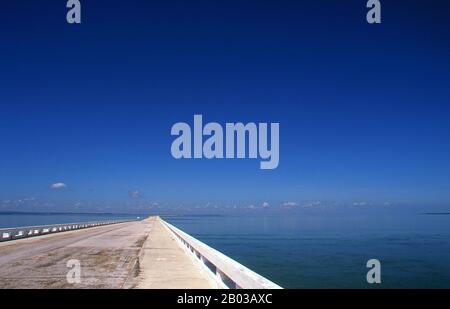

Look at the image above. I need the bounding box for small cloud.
[281,201,299,209]
[261,202,270,209]
[302,201,322,208]
[246,204,256,210]
[353,201,368,207]
[50,183,67,190]
[128,190,141,199]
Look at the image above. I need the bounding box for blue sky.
[1,0,450,213]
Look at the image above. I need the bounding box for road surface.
[0,217,214,289]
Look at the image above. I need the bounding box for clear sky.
[1,0,450,214]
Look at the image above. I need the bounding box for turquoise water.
[164,214,450,288]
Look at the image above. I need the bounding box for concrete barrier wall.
[0,219,138,242]
[160,218,282,289]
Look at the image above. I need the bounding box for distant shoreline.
[0,211,149,216]
[0,211,226,218]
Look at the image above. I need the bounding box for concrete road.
[136,218,216,289]
[0,217,214,289]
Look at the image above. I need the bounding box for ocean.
[1,212,449,288]
[164,213,450,288]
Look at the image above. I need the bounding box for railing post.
[216,269,225,284]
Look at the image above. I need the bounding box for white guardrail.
[0,219,138,242]
[160,218,283,289]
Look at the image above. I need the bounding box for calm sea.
[164,213,450,288]
[1,212,449,288]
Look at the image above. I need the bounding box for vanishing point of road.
[0,217,214,289]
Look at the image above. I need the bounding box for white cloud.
[353,201,368,207]
[261,202,270,208]
[302,201,322,208]
[128,190,141,199]
[281,201,299,209]
[50,183,67,189]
